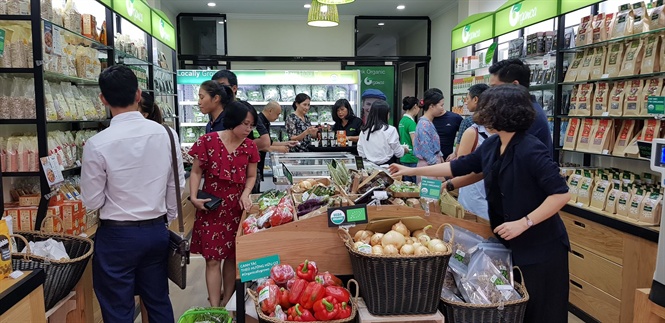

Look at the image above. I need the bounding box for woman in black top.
[332,99,363,143]
[389,84,570,323]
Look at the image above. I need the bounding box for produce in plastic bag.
[0,77,9,119]
[236,87,248,101]
[441,285,464,302]
[329,85,348,100]
[263,85,281,102]
[51,83,70,120]
[23,77,36,119]
[295,85,311,97]
[270,264,295,285]
[311,85,328,101]
[270,195,295,227]
[280,85,296,102]
[44,81,58,121]
[444,225,485,272]
[462,251,521,304]
[244,85,264,102]
[9,77,24,119]
[318,109,333,123]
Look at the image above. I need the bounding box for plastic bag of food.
[478,242,513,286]
[279,85,296,102]
[44,81,58,121]
[0,77,9,119]
[6,137,19,172]
[242,215,260,235]
[0,137,6,172]
[270,195,295,227]
[0,1,6,14]
[441,285,464,303]
[244,85,264,102]
[235,87,248,101]
[17,137,29,172]
[9,77,24,119]
[464,251,521,304]
[262,85,281,102]
[28,137,38,172]
[295,85,311,97]
[23,77,36,119]
[329,85,348,100]
[257,206,275,229]
[311,85,328,101]
[444,225,485,273]
[51,83,68,120]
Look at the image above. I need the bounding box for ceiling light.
[317,0,354,4]
[218,21,224,24]
[378,22,385,26]
[396,5,405,10]
[304,3,311,8]
[307,0,339,27]
[207,2,216,7]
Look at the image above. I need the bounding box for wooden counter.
[634,288,665,323]
[0,270,46,323]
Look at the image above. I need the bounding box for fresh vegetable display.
[253,261,354,321]
[242,195,295,235]
[388,181,419,193]
[327,160,350,188]
[351,222,451,256]
[297,197,329,218]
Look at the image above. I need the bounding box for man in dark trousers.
[81,65,185,323]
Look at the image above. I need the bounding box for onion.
[400,244,415,255]
[412,242,423,249]
[392,221,410,237]
[418,234,431,246]
[404,239,413,245]
[372,245,384,255]
[414,246,431,256]
[412,225,432,239]
[381,230,406,249]
[370,233,384,246]
[428,241,449,254]
[353,241,364,249]
[354,230,374,244]
[429,238,445,246]
[383,244,399,255]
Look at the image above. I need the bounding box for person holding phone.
[285,93,318,152]
[188,91,259,308]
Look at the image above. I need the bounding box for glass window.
[178,15,226,55]
[356,18,429,56]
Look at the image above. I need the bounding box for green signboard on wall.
[113,0,151,33]
[451,14,494,51]
[151,10,176,49]
[494,0,558,36]
[560,0,602,14]
[344,66,395,123]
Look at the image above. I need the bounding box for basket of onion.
[337,222,454,316]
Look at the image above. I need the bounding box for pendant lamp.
[307,0,339,27]
[317,0,354,4]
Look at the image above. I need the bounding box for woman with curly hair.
[389,84,570,323]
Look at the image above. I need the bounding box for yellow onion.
[429,238,445,247]
[414,246,431,256]
[381,230,406,249]
[418,234,431,246]
[412,242,423,249]
[392,221,410,237]
[404,239,414,245]
[400,244,415,255]
[372,245,384,255]
[370,233,384,246]
[412,225,432,239]
[428,241,449,254]
[354,230,374,244]
[383,244,399,255]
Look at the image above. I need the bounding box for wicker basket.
[338,224,454,316]
[11,215,94,310]
[440,267,530,323]
[248,279,359,323]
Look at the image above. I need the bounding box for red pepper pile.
[257,260,352,321]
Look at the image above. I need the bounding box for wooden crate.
[357,298,444,323]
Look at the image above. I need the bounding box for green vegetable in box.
[389,182,419,193]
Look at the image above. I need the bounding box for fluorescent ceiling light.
[396,5,405,10]
[304,3,311,8]
[207,2,216,7]
[218,21,224,24]
[378,22,385,26]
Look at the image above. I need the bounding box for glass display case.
[271,152,357,185]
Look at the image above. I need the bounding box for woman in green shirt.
[398,96,420,183]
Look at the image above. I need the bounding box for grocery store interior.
[4,0,665,322]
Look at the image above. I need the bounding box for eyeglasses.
[242,122,256,131]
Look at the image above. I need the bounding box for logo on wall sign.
[126,0,144,22]
[159,19,170,41]
[461,24,481,44]
[364,77,385,86]
[509,3,537,27]
[509,4,521,26]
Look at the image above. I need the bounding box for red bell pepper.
[277,287,291,310]
[288,278,308,304]
[296,259,318,281]
[287,304,316,321]
[270,264,295,285]
[300,281,325,310]
[257,279,276,293]
[325,285,351,304]
[335,302,352,319]
[258,284,279,315]
[313,296,339,321]
[315,271,343,287]
[270,305,287,320]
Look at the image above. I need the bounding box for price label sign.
[420,178,442,200]
[282,163,293,185]
[355,156,364,170]
[0,29,6,57]
[238,254,280,282]
[40,156,64,188]
[328,204,369,227]
[647,96,665,114]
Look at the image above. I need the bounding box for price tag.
[0,29,5,57]
[238,254,280,282]
[602,112,609,117]
[281,163,293,185]
[355,156,364,170]
[40,156,64,188]
[602,149,610,155]
[420,178,442,200]
[328,204,369,227]
[373,191,388,200]
[52,25,63,56]
[601,74,609,79]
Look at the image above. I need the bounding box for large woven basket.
[440,267,530,323]
[248,279,359,323]
[338,224,454,316]
[11,215,94,310]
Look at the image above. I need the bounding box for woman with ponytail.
[197,80,235,134]
[140,92,164,124]
[398,96,420,183]
[285,93,318,152]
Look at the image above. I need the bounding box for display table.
[634,288,665,323]
[0,270,46,323]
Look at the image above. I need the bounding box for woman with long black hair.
[357,100,407,165]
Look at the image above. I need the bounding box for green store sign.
[451,14,494,51]
[177,70,361,86]
[152,10,176,49]
[494,0,558,36]
[113,0,151,33]
[560,0,602,14]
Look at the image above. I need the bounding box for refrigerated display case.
[271,152,382,186]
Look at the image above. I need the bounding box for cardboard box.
[48,192,65,207]
[20,207,36,231]
[77,204,87,234]
[19,194,40,207]
[5,208,19,232]
[61,201,81,234]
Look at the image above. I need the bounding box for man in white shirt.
[82,65,185,323]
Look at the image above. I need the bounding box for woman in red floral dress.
[189,84,259,307]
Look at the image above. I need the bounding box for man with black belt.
[81,65,185,323]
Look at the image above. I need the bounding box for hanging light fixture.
[317,0,354,4]
[307,0,339,27]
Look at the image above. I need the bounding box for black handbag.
[164,125,190,290]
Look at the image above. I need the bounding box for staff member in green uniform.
[332,99,363,143]
[398,96,420,183]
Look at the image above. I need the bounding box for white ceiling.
[162,0,454,17]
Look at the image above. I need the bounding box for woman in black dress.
[389,84,570,323]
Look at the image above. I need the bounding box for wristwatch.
[524,215,534,228]
[445,180,455,192]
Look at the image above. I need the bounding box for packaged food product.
[329,85,349,101]
[605,42,626,78]
[613,119,637,156]
[0,219,11,280]
[590,46,608,80]
[641,78,663,115]
[589,119,614,154]
[0,1,6,14]
[576,15,593,46]
[460,251,521,304]
[640,191,663,224]
[593,82,610,116]
[311,85,328,101]
[576,118,595,152]
[477,243,513,286]
[605,13,616,37]
[564,52,585,82]
[444,225,484,273]
[619,40,644,77]
[295,85,311,97]
[639,119,661,143]
[576,171,594,206]
[628,187,646,220]
[611,4,635,39]
[632,2,650,33]
[563,118,581,150]
[606,183,622,214]
[591,13,607,43]
[651,2,665,30]
[641,35,660,74]
[591,174,611,210]
[616,185,633,217]
[568,85,579,116]
[576,49,595,81]
[624,79,644,116]
[609,81,626,116]
[6,137,19,172]
[576,83,593,116]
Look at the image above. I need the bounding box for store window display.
[188,100,259,308]
[398,96,420,183]
[357,100,407,165]
[360,89,387,124]
[286,93,318,152]
[389,84,570,323]
[331,99,363,143]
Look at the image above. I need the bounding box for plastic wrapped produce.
[51,83,70,120]
[444,225,485,273]
[318,109,333,123]
[44,82,58,121]
[279,85,296,102]
[9,77,24,119]
[461,251,521,304]
[295,85,311,97]
[22,77,36,119]
[0,77,10,119]
[329,85,348,100]
[311,85,328,101]
[236,87,248,101]
[477,242,513,286]
[262,85,281,102]
[244,85,264,102]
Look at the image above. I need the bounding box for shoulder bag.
[163,124,190,290]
